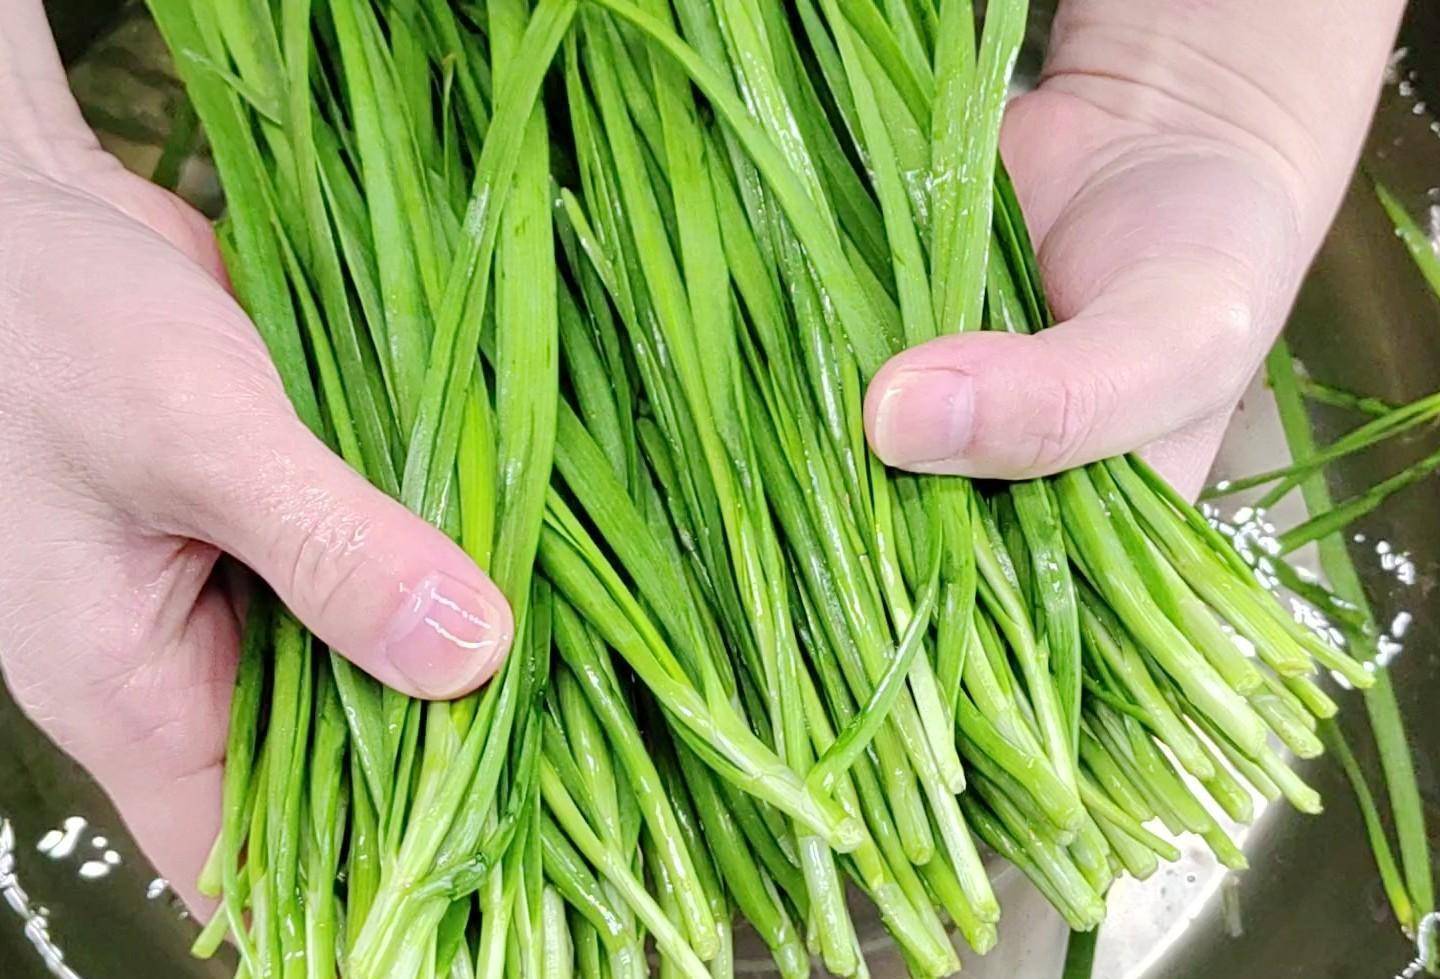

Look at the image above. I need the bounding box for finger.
[863,264,1258,477]
[151,406,515,700]
[865,143,1299,480]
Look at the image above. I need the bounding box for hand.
[0,5,512,909]
[865,0,1407,499]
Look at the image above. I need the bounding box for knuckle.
[275,491,380,623]
[1206,297,1260,367]
[1030,393,1082,473]
[1023,366,1114,474]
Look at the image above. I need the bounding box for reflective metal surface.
[2,5,1438,978]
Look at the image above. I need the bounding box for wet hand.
[865,0,1406,499]
[0,3,512,909]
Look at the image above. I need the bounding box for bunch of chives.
[151,0,573,974]
[148,0,1390,976]
[575,0,1369,934]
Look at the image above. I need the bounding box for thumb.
[198,419,512,698]
[169,415,514,699]
[866,147,1301,485]
[863,266,1260,480]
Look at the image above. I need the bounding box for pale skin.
[0,0,1407,913]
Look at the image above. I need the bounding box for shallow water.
[3,5,1440,978]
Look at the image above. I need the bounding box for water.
[4,4,1440,979]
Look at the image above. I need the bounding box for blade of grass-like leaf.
[552,601,718,960]
[151,94,198,191]
[147,0,323,432]
[589,0,897,376]
[538,505,861,850]
[1267,339,1434,928]
[650,737,734,978]
[1104,458,1360,685]
[1373,175,1440,298]
[973,502,1080,789]
[934,0,1025,335]
[487,0,559,617]
[329,0,435,429]
[927,0,971,324]
[1277,443,1440,554]
[1298,377,1397,418]
[1319,720,1416,932]
[1077,592,1213,780]
[985,240,1083,755]
[769,2,891,283]
[400,0,576,523]
[265,613,314,976]
[1057,470,1269,756]
[422,0,492,140]
[821,0,934,348]
[1205,389,1440,503]
[347,745,382,951]
[540,762,711,979]
[805,544,939,797]
[833,0,932,117]
[217,596,270,971]
[282,0,401,494]
[304,671,347,979]
[538,820,632,956]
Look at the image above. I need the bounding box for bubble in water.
[77,861,110,881]
[1,820,83,978]
[36,817,86,861]
[1392,611,1413,638]
[1387,47,1410,84]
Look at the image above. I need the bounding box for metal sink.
[2,4,1437,977]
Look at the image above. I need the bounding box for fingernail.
[384,572,512,698]
[871,369,974,468]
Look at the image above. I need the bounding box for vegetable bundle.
[148,0,1378,975]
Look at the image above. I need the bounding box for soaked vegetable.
[145,1,1381,975]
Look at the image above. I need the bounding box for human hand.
[865,0,1407,499]
[0,2,511,909]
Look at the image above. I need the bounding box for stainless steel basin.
[2,4,1437,977]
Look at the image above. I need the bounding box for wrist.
[0,0,100,175]
[1040,0,1406,248]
